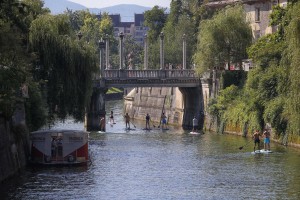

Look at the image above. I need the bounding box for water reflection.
[1,100,300,199]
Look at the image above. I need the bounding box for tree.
[0,0,49,129]
[144,6,167,43]
[30,14,98,121]
[193,4,252,74]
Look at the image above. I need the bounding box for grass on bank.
[107,87,123,94]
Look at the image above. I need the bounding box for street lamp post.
[119,32,124,70]
[105,34,110,69]
[144,34,148,70]
[160,32,164,70]
[182,34,186,70]
[98,38,105,78]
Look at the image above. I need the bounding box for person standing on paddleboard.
[100,117,105,131]
[124,113,130,129]
[263,129,271,151]
[161,112,167,129]
[110,111,114,124]
[145,113,151,130]
[252,130,261,152]
[192,116,198,132]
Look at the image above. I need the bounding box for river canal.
[1,100,300,200]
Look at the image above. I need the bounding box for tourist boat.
[29,129,89,166]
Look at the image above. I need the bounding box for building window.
[255,7,260,22]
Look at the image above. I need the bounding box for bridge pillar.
[85,86,107,131]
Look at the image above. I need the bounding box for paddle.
[238,140,252,150]
[130,121,136,128]
[150,120,156,128]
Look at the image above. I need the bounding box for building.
[206,0,288,70]
[97,13,148,45]
[206,0,288,40]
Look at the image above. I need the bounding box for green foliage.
[283,2,300,135]
[210,2,300,140]
[144,6,167,43]
[0,0,48,131]
[30,14,98,121]
[247,34,285,68]
[193,4,252,74]
[221,70,247,89]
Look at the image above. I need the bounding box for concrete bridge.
[85,32,211,131]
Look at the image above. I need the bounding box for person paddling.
[252,130,261,152]
[192,116,198,132]
[161,112,167,129]
[110,110,115,124]
[145,113,151,130]
[263,129,271,151]
[124,113,130,129]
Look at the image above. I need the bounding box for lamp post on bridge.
[98,38,105,78]
[182,34,186,70]
[160,32,164,70]
[119,32,124,69]
[105,34,110,69]
[144,34,148,70]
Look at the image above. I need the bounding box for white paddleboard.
[97,131,105,133]
[189,132,201,135]
[251,150,273,154]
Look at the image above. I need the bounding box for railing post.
[144,34,148,70]
[182,34,186,70]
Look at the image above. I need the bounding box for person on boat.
[110,111,114,124]
[161,112,167,129]
[124,113,130,129]
[192,116,198,132]
[145,113,151,130]
[252,130,261,152]
[263,129,271,151]
[100,117,105,131]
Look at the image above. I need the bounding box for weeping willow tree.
[30,14,98,121]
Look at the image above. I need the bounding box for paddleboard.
[251,150,273,154]
[189,131,201,135]
[162,128,169,131]
[97,131,105,133]
[125,128,136,131]
[142,128,151,131]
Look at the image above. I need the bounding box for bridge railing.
[103,69,197,79]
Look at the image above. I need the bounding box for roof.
[134,14,145,26]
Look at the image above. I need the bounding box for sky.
[68,0,171,8]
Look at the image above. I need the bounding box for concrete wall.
[0,103,29,183]
[124,85,205,129]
